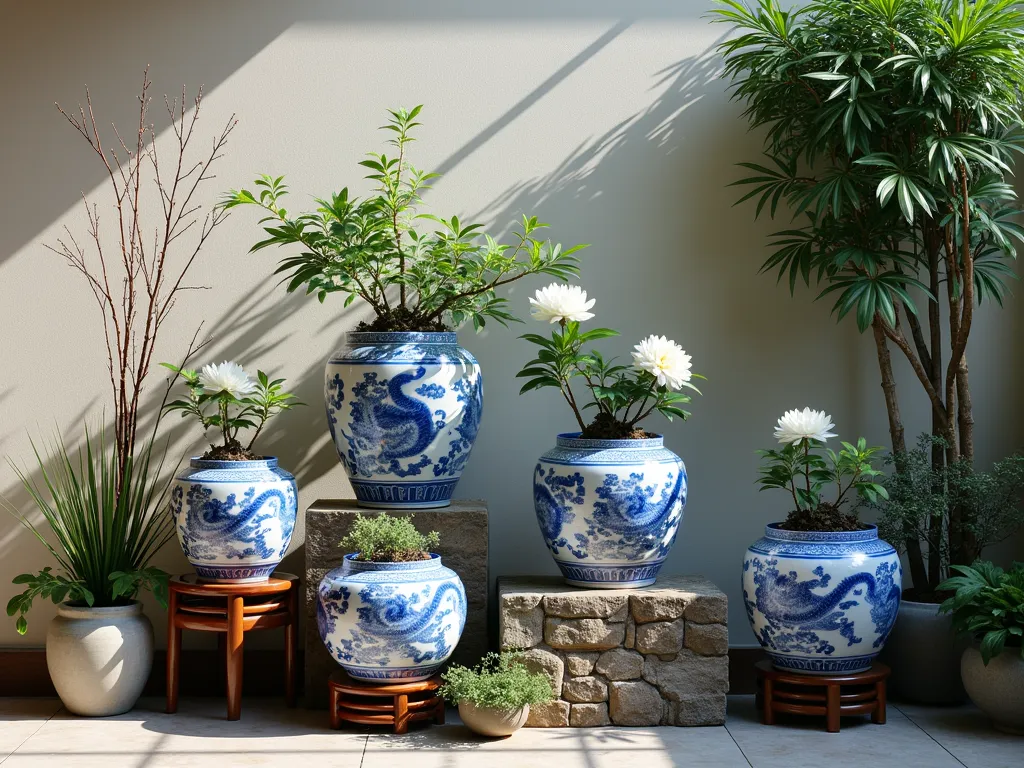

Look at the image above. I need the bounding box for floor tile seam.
[894,703,969,768]
[0,703,64,765]
[722,720,755,767]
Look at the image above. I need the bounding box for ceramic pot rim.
[57,600,143,620]
[345,331,457,345]
[765,522,878,543]
[189,456,279,470]
[343,552,443,572]
[555,432,665,450]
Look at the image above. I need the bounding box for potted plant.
[938,561,1024,734]
[516,283,700,588]
[440,652,553,738]
[317,513,466,683]
[224,106,586,509]
[742,409,902,674]
[715,0,1024,698]
[4,73,236,716]
[163,361,301,583]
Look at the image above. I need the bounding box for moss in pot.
[440,652,553,737]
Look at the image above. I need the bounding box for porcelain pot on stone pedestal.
[324,331,483,509]
[171,457,298,583]
[742,523,902,674]
[533,432,687,588]
[317,553,467,683]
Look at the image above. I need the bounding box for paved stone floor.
[0,695,1019,767]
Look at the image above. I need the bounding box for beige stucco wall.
[1,1,1021,651]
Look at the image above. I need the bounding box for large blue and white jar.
[325,331,483,509]
[534,433,686,589]
[742,524,902,675]
[171,458,298,583]
[317,554,467,683]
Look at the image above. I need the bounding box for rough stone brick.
[544,593,628,620]
[685,622,728,656]
[675,694,727,726]
[525,699,570,727]
[562,675,609,703]
[635,619,685,655]
[609,681,663,726]
[520,647,564,698]
[565,652,599,677]
[595,649,644,681]
[642,651,730,699]
[570,702,611,727]
[545,618,625,651]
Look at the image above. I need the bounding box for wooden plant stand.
[166,572,299,721]
[755,659,890,733]
[328,670,445,734]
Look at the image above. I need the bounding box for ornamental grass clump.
[340,513,439,562]
[758,408,888,531]
[440,652,553,710]
[225,106,586,332]
[938,560,1024,664]
[161,360,301,461]
[517,283,702,439]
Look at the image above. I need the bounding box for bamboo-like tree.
[714,0,1024,591]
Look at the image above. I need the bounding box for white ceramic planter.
[325,331,483,509]
[458,700,530,737]
[46,601,153,716]
[961,646,1024,735]
[171,457,298,583]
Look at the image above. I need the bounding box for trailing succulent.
[440,652,553,710]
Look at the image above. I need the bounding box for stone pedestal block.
[499,576,728,727]
[304,499,488,708]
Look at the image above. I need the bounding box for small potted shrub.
[742,409,902,674]
[164,361,300,582]
[225,107,586,509]
[440,652,553,738]
[938,561,1024,734]
[517,284,701,587]
[317,513,466,683]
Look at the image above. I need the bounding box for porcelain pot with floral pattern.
[534,432,686,588]
[742,523,902,674]
[317,554,467,683]
[325,331,483,509]
[171,457,298,583]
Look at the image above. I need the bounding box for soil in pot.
[579,413,655,440]
[355,308,450,333]
[778,502,866,532]
[200,440,261,461]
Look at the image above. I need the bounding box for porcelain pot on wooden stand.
[324,331,483,509]
[743,524,902,674]
[171,457,298,583]
[46,601,154,716]
[317,554,467,683]
[533,433,686,588]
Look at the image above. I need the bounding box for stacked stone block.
[499,576,728,727]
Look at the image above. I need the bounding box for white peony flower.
[774,408,837,445]
[631,335,692,390]
[199,361,256,398]
[529,283,596,324]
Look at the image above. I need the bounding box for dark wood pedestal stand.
[755,659,890,733]
[166,573,299,721]
[328,670,445,734]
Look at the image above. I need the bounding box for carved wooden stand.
[166,573,299,721]
[328,670,445,734]
[755,659,889,733]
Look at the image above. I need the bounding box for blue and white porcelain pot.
[742,524,902,675]
[171,457,298,583]
[317,553,467,683]
[534,433,686,589]
[325,331,483,509]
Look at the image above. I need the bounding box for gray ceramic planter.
[881,599,967,704]
[961,646,1024,734]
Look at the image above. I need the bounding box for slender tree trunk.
[926,229,944,591]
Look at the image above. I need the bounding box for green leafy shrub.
[339,513,439,562]
[938,560,1024,664]
[440,652,553,710]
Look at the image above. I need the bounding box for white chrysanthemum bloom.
[529,283,596,324]
[199,361,256,398]
[774,408,837,445]
[631,335,692,390]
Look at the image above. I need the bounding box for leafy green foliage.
[440,652,554,709]
[161,364,301,452]
[4,431,175,633]
[876,435,1024,589]
[758,436,887,512]
[713,0,1024,331]
[938,560,1024,664]
[224,107,586,331]
[339,513,440,562]
[518,321,702,435]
